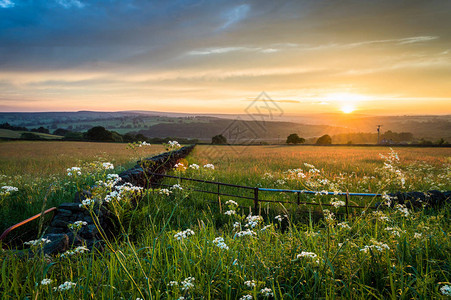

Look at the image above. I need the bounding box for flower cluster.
[102,162,114,170]
[53,281,76,292]
[203,164,215,170]
[66,167,81,176]
[235,229,256,238]
[245,214,262,228]
[330,198,345,208]
[40,278,53,286]
[24,238,51,246]
[171,184,183,191]
[168,141,181,149]
[360,240,390,253]
[212,237,229,250]
[138,141,151,147]
[189,163,200,170]
[61,246,89,257]
[1,185,18,197]
[260,287,274,297]
[244,280,257,288]
[174,162,187,170]
[239,295,253,300]
[440,285,451,296]
[174,229,195,240]
[180,277,195,291]
[275,214,287,222]
[68,220,87,230]
[159,188,172,196]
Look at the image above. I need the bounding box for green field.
[0,142,450,299]
[0,129,63,140]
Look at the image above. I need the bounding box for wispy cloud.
[56,0,85,9]
[220,4,250,30]
[0,0,14,8]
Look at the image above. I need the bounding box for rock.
[59,202,85,212]
[42,234,69,255]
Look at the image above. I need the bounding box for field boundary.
[149,172,381,216]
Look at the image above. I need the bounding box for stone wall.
[40,145,195,255]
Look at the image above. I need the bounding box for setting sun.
[341,104,355,114]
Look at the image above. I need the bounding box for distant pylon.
[376,125,382,144]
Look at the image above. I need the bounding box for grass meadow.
[0,142,450,299]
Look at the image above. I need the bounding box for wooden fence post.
[345,191,350,218]
[254,188,259,215]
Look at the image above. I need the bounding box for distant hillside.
[138,119,351,141]
[0,111,449,142]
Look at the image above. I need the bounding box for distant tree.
[30,127,49,134]
[436,138,446,145]
[86,126,113,141]
[21,132,42,140]
[316,134,332,145]
[111,131,123,142]
[286,133,305,144]
[64,131,84,141]
[347,140,353,145]
[419,139,433,146]
[212,134,227,144]
[0,122,28,131]
[53,128,69,136]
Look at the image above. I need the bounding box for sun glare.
[341,104,355,114]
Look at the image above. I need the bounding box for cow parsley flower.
[337,222,350,229]
[41,278,53,285]
[159,188,172,196]
[213,237,229,250]
[224,210,236,216]
[79,198,94,207]
[174,163,186,170]
[171,184,183,191]
[244,280,257,288]
[102,162,114,170]
[168,281,178,287]
[297,251,318,259]
[240,295,253,300]
[235,229,256,238]
[67,167,81,176]
[1,186,18,196]
[53,281,76,291]
[360,240,390,253]
[245,214,262,228]
[180,277,195,291]
[24,238,51,246]
[203,163,215,169]
[225,200,238,207]
[189,164,200,170]
[260,287,274,297]
[440,285,451,296]
[168,141,181,149]
[330,198,345,208]
[174,229,195,240]
[68,221,87,230]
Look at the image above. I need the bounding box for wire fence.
[149,173,381,217]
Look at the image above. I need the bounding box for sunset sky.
[0,0,450,115]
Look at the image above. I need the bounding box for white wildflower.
[224,210,236,216]
[337,222,350,229]
[225,200,238,207]
[168,141,181,149]
[68,221,87,230]
[159,188,172,196]
[24,238,51,246]
[440,285,451,296]
[240,295,253,300]
[180,277,195,291]
[102,162,114,170]
[189,164,200,170]
[244,280,257,288]
[213,237,229,250]
[53,281,76,291]
[260,287,274,297]
[168,281,178,287]
[203,163,215,170]
[41,278,53,285]
[174,229,195,240]
[171,184,183,191]
[235,229,256,238]
[297,252,318,259]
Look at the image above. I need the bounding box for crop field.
[0,142,450,299]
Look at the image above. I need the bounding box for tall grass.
[0,144,450,299]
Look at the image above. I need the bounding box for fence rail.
[149,173,381,216]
